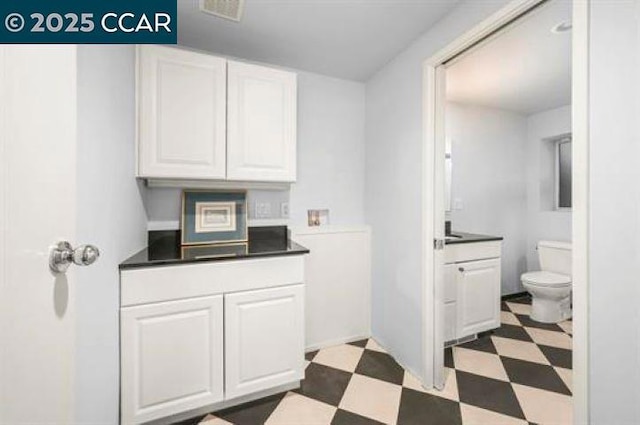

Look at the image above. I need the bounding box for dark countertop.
[445,231,504,245]
[120,226,309,270]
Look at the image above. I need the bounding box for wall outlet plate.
[255,201,272,219]
[280,202,290,218]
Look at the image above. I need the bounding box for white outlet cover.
[281,202,290,218]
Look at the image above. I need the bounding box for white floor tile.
[555,367,573,393]
[453,347,509,381]
[525,327,573,350]
[365,339,387,353]
[501,311,522,326]
[403,368,459,402]
[339,374,402,424]
[512,383,572,424]
[491,336,550,365]
[506,302,532,315]
[265,392,336,425]
[312,343,365,373]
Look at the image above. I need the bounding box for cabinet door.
[121,296,224,424]
[456,259,501,338]
[225,285,304,399]
[227,61,297,182]
[138,45,227,179]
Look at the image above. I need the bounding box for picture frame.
[181,243,249,260]
[181,190,248,245]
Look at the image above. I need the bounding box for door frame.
[421,0,589,423]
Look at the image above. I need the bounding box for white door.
[431,65,448,389]
[225,285,304,399]
[120,296,224,424]
[138,45,227,179]
[227,61,297,182]
[456,259,501,337]
[0,46,80,424]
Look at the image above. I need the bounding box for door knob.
[49,241,100,273]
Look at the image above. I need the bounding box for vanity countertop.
[446,231,504,245]
[120,226,309,270]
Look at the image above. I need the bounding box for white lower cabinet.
[121,296,224,424]
[120,256,306,424]
[456,259,501,337]
[444,241,502,342]
[225,284,305,399]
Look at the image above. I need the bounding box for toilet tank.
[538,240,572,276]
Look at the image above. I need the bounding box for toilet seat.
[522,271,571,288]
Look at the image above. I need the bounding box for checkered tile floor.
[179,295,572,425]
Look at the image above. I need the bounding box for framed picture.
[181,190,248,245]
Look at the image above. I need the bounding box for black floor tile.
[508,296,532,305]
[457,335,497,354]
[332,409,385,425]
[355,349,405,385]
[515,314,564,332]
[348,339,368,348]
[501,301,511,312]
[305,350,319,361]
[538,344,572,370]
[456,370,526,420]
[172,414,206,425]
[397,388,462,425]
[215,392,286,425]
[492,324,534,343]
[294,363,352,406]
[445,347,454,369]
[501,357,571,395]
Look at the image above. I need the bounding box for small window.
[556,138,572,209]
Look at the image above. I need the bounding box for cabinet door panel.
[227,61,297,182]
[138,45,226,179]
[444,302,457,343]
[121,296,224,424]
[225,285,304,399]
[456,259,501,337]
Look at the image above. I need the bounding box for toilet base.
[530,294,572,323]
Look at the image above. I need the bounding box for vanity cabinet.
[444,240,502,343]
[119,256,306,425]
[136,45,297,183]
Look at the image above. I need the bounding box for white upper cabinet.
[137,47,298,183]
[227,61,297,182]
[138,46,227,179]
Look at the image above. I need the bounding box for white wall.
[365,0,511,379]
[446,103,529,295]
[525,105,572,269]
[75,46,148,424]
[588,1,640,423]
[145,70,366,228]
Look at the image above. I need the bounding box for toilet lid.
[522,271,571,287]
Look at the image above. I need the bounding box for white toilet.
[521,240,572,323]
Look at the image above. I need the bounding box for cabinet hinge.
[434,239,445,251]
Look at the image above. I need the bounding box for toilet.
[521,240,572,323]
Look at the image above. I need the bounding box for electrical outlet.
[281,202,290,218]
[255,202,271,219]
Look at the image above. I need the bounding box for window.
[556,138,572,209]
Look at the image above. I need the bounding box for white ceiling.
[178,0,460,81]
[446,0,571,115]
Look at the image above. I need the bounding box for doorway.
[422,0,588,424]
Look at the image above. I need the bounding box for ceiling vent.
[200,0,245,22]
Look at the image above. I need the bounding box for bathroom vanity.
[118,229,309,424]
[444,232,503,344]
